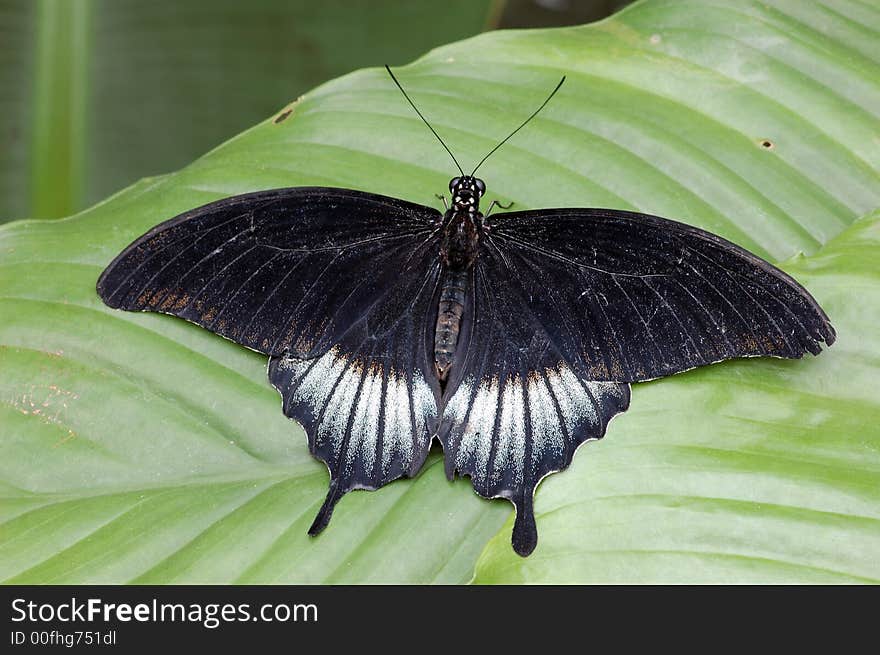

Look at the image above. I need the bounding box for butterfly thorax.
[439,208,482,269]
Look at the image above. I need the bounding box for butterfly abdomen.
[434,269,469,381]
[434,210,481,382]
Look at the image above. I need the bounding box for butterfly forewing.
[97,187,441,358]
[487,208,836,382]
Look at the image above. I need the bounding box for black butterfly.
[97,67,835,557]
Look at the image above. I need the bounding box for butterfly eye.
[449,177,461,193]
[474,178,486,195]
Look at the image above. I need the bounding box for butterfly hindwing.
[437,261,630,556]
[97,187,441,358]
[487,208,836,382]
[268,247,442,534]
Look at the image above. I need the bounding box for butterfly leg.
[484,199,514,217]
[435,194,448,211]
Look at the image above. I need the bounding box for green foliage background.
[0,0,496,222]
[1,0,878,583]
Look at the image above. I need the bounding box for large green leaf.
[1,0,878,583]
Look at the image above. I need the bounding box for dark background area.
[0,0,632,223]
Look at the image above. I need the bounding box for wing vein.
[540,368,572,449]
[266,249,347,354]
[180,244,260,316]
[106,211,247,302]
[688,245,816,350]
[671,278,737,352]
[611,276,666,369]
[204,249,284,331]
[685,260,772,355]
[237,254,306,345]
[494,231,672,279]
[256,230,429,254]
[641,277,703,361]
[126,216,254,307]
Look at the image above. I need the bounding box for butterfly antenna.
[471,75,566,176]
[385,65,464,177]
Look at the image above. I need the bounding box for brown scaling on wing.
[148,288,168,308]
[586,361,608,379]
[158,288,188,312]
[172,294,190,311]
[200,307,217,323]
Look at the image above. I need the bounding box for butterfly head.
[449,176,486,212]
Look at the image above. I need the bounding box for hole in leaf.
[274,109,293,124]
